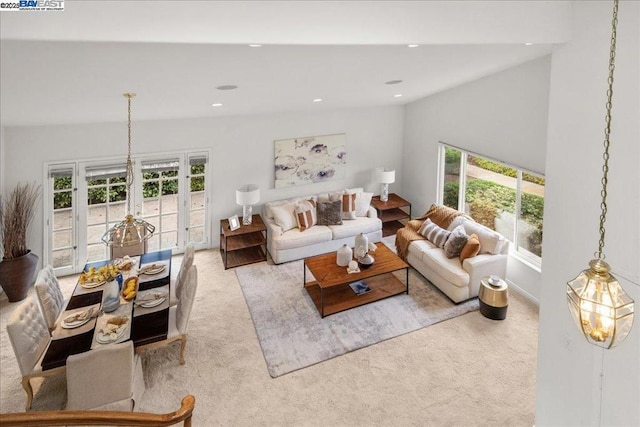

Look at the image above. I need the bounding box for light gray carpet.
[236,242,478,377]
[1,242,539,425]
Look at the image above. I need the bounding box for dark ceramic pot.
[0,251,39,302]
[358,254,375,269]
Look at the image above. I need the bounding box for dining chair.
[137,264,197,365]
[170,243,195,306]
[34,264,65,331]
[66,340,145,411]
[6,295,62,410]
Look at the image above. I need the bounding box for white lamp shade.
[379,169,396,184]
[236,184,260,205]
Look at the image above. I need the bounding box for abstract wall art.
[274,133,346,188]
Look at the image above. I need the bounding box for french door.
[45,151,210,274]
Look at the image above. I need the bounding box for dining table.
[40,249,173,372]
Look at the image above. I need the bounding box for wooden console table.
[220,214,267,269]
[371,193,411,237]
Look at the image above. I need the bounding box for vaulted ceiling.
[0,1,571,127]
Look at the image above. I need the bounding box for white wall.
[3,106,404,256]
[536,1,639,426]
[402,55,551,301]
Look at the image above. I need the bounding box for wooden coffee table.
[304,243,409,317]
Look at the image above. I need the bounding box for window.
[439,144,544,266]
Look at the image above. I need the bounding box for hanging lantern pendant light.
[566,0,634,349]
[101,93,155,248]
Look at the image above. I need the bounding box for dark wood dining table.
[40,249,172,371]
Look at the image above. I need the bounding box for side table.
[220,214,267,269]
[478,276,509,320]
[370,193,411,237]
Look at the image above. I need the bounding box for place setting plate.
[138,263,166,276]
[80,280,106,289]
[135,292,167,308]
[61,307,96,329]
[96,316,129,344]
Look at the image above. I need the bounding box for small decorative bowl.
[358,254,375,269]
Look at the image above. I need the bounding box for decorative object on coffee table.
[236,184,260,225]
[220,214,267,269]
[354,233,369,259]
[0,181,42,302]
[479,276,508,320]
[336,244,352,267]
[371,193,411,237]
[357,253,375,270]
[377,168,395,202]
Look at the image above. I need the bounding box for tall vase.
[336,244,353,267]
[355,233,369,259]
[0,251,39,302]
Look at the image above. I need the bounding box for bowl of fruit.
[122,277,138,301]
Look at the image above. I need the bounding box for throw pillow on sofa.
[295,199,317,231]
[460,233,481,262]
[418,218,450,248]
[341,192,357,220]
[354,191,374,217]
[272,203,298,232]
[317,200,343,226]
[444,224,468,258]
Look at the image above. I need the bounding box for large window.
[439,144,544,266]
[45,151,210,274]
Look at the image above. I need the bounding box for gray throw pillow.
[317,200,343,226]
[444,224,469,259]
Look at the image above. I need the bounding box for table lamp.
[236,184,260,225]
[378,169,395,202]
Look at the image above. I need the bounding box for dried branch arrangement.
[0,182,42,259]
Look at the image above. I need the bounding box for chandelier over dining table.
[101,93,156,248]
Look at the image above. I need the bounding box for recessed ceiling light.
[408,44,419,48]
[313,98,323,103]
[211,103,223,107]
[249,44,262,47]
[394,94,403,98]
[216,85,238,90]
[385,80,403,85]
[524,42,534,46]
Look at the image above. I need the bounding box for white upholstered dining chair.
[34,265,65,331]
[66,340,145,411]
[6,295,61,410]
[137,264,197,365]
[169,243,195,307]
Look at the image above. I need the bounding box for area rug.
[236,240,479,378]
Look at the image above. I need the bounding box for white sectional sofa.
[264,188,383,264]
[405,214,509,303]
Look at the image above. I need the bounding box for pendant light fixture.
[101,93,155,249]
[566,0,634,349]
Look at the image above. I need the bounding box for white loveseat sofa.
[405,214,509,303]
[264,188,383,264]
